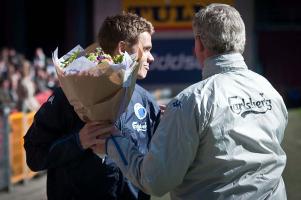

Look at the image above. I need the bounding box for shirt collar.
[202,52,248,80]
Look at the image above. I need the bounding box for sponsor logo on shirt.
[134,103,147,120]
[172,100,182,109]
[132,122,147,132]
[228,93,272,117]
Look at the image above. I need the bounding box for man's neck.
[201,49,216,67]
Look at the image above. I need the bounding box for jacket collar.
[202,52,248,80]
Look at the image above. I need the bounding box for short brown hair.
[98,12,154,55]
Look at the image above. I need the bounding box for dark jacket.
[24,85,159,200]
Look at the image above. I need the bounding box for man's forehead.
[138,32,152,47]
[138,32,151,40]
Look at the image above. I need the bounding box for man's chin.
[137,72,148,80]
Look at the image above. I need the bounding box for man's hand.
[91,126,122,155]
[79,121,112,149]
[90,143,106,155]
[159,104,166,115]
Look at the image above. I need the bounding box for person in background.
[98,4,288,200]
[0,77,14,109]
[24,12,160,200]
[33,47,46,69]
[17,60,40,112]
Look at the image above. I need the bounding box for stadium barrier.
[9,111,37,184]
[0,109,38,192]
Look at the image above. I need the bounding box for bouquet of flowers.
[52,43,143,122]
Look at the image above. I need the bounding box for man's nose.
[147,53,154,64]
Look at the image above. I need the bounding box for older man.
[97,3,288,200]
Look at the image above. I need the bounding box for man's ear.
[117,41,126,54]
[197,36,205,52]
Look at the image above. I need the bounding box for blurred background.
[0,0,300,199]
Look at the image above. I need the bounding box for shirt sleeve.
[24,88,85,171]
[107,94,201,196]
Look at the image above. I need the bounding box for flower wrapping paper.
[52,43,143,122]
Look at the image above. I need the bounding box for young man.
[100,4,288,200]
[24,13,159,200]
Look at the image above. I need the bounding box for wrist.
[75,132,85,151]
[112,126,122,136]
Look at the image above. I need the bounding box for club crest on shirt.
[134,103,147,120]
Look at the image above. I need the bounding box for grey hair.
[192,3,246,54]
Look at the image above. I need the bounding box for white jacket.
[107,53,288,200]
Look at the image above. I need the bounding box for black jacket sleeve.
[24,88,85,171]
